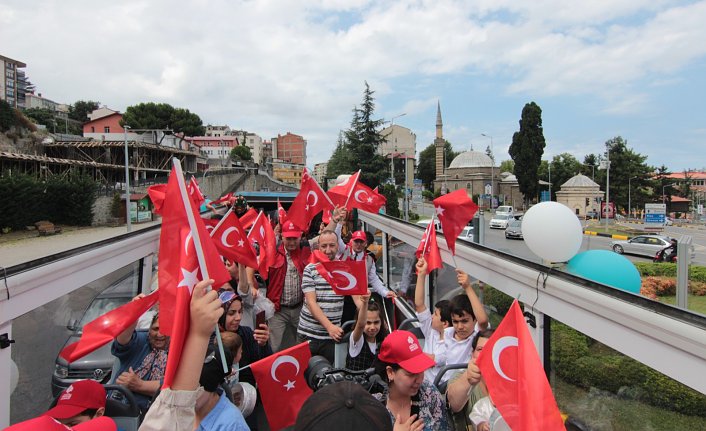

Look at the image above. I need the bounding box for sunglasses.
[219,290,241,304]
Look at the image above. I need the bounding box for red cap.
[45,380,106,420]
[378,330,436,374]
[5,416,116,431]
[350,230,366,242]
[282,221,303,238]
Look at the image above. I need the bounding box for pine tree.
[509,102,546,205]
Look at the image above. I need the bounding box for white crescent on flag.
[492,336,518,382]
[331,270,357,291]
[270,355,301,384]
[184,231,193,256]
[354,190,369,203]
[306,190,318,207]
[221,227,238,248]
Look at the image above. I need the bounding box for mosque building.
[432,103,523,209]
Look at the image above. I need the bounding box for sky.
[2,0,705,173]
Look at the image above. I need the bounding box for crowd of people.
[7,197,509,431]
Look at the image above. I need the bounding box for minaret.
[434,101,445,182]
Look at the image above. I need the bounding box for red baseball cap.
[45,380,106,419]
[350,230,366,242]
[282,221,303,238]
[378,330,435,374]
[5,416,116,431]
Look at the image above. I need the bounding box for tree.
[230,145,252,161]
[485,145,494,163]
[380,184,400,217]
[598,137,654,213]
[341,82,388,189]
[509,102,546,205]
[68,100,100,123]
[537,153,582,200]
[326,131,355,180]
[22,107,58,131]
[121,102,205,136]
[499,159,515,174]
[417,140,458,190]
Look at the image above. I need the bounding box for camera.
[304,356,387,394]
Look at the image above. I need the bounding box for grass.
[657,294,706,316]
[554,377,706,431]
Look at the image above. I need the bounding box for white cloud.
[2,0,705,167]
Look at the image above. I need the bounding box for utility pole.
[123,125,132,232]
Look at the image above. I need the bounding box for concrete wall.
[92,195,114,226]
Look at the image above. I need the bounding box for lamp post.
[628,176,637,220]
[662,183,677,205]
[123,125,132,232]
[386,113,407,218]
[584,163,596,181]
[481,133,494,208]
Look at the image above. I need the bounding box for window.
[104,126,110,133]
[467,183,471,189]
[91,126,95,132]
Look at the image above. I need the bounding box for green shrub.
[642,369,706,415]
[483,285,514,317]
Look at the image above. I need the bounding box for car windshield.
[508,220,521,228]
[494,215,509,220]
[79,297,130,327]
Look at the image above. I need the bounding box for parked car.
[489,214,512,229]
[52,276,143,396]
[416,219,442,231]
[458,226,474,242]
[665,217,674,226]
[610,235,672,258]
[585,210,599,220]
[505,219,523,239]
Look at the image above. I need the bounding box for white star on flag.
[284,380,296,391]
[177,267,199,292]
[435,206,445,216]
[367,197,373,203]
[237,239,245,247]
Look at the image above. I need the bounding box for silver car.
[489,214,512,229]
[505,219,523,239]
[610,235,672,258]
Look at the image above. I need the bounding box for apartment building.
[0,54,26,108]
[272,132,306,165]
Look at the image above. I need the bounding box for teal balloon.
[566,250,642,294]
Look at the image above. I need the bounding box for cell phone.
[256,310,266,327]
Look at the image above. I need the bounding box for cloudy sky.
[3,0,705,172]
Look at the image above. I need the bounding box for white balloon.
[522,202,583,263]
[10,359,19,395]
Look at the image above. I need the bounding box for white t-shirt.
[348,332,378,357]
[437,322,483,383]
[416,309,447,383]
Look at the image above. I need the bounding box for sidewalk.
[0,221,160,268]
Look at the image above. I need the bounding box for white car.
[489,214,512,229]
[458,226,474,241]
[416,219,442,231]
[495,206,514,217]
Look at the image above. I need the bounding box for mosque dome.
[448,151,494,169]
[561,173,599,188]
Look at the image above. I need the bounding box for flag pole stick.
[172,158,229,374]
[210,207,234,237]
[381,295,393,332]
[247,211,264,238]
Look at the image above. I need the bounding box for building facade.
[205,125,232,137]
[313,162,328,183]
[0,54,26,109]
[555,174,603,217]
[272,132,306,165]
[272,160,305,186]
[186,136,239,165]
[380,124,416,189]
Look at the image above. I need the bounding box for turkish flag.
[248,211,277,280]
[212,192,234,206]
[60,292,159,363]
[211,210,259,269]
[476,300,565,431]
[326,170,360,210]
[202,218,220,234]
[415,222,442,272]
[433,189,478,255]
[238,208,258,230]
[186,177,205,207]
[251,342,313,431]
[158,163,231,389]
[329,176,386,213]
[147,183,167,215]
[310,250,368,295]
[287,168,334,231]
[277,198,288,225]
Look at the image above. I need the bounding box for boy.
[414,258,452,382]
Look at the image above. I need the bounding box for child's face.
[431,307,446,333]
[364,310,382,340]
[451,311,476,341]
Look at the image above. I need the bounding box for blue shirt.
[198,390,249,431]
[111,330,166,411]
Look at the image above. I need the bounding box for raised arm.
[351,294,370,344]
[116,294,145,345]
[446,359,481,413]
[414,258,428,313]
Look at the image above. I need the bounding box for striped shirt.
[297,263,344,340]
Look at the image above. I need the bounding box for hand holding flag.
[287,168,334,231]
[415,221,442,272]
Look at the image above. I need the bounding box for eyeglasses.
[219,290,240,304]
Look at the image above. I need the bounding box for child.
[414,257,451,382]
[346,294,387,371]
[443,270,489,382]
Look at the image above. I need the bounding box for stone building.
[555,174,603,217]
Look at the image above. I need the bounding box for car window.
[647,238,661,245]
[79,297,131,327]
[631,237,646,244]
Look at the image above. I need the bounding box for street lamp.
[386,113,407,219]
[662,183,677,205]
[123,125,132,232]
[628,176,637,219]
[583,163,596,181]
[481,133,494,209]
